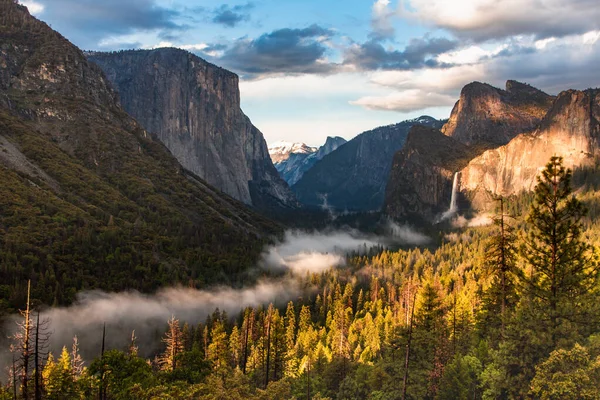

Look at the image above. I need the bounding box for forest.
[2,157,600,399]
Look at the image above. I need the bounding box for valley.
[1,0,600,399]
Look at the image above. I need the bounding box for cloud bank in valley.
[1,225,429,371]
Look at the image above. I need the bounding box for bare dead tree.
[71,335,84,378]
[98,323,106,400]
[12,354,17,400]
[33,311,51,400]
[128,330,138,357]
[10,281,33,400]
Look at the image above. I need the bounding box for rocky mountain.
[442,80,554,147]
[461,88,600,209]
[384,126,476,221]
[269,136,347,186]
[87,48,296,210]
[0,0,279,305]
[384,80,600,221]
[269,141,317,164]
[293,116,443,211]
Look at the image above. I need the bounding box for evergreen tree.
[520,156,599,347]
[481,197,519,342]
[42,348,78,400]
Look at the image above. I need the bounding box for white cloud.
[534,37,556,50]
[400,0,600,41]
[436,45,493,65]
[20,0,44,14]
[371,0,395,39]
[240,73,381,100]
[583,30,600,45]
[350,89,456,112]
[369,64,486,92]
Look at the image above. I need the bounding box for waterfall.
[449,172,459,213]
[439,172,459,222]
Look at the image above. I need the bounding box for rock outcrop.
[460,88,600,209]
[293,116,443,211]
[270,136,347,186]
[88,49,296,210]
[442,80,554,147]
[384,126,476,221]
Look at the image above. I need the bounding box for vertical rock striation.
[88,49,296,210]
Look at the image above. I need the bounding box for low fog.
[1,223,429,372]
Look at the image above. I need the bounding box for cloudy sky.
[22,0,600,146]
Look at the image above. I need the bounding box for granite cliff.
[88,49,296,210]
[460,88,600,209]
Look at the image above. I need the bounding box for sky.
[21,0,600,146]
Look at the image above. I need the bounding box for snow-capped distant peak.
[268,141,317,163]
[269,141,315,154]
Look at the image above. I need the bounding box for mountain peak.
[442,80,554,147]
[268,141,317,164]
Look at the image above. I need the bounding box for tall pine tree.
[520,156,599,347]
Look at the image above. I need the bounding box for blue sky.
[21,0,600,146]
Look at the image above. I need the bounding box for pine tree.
[479,197,519,344]
[43,348,78,400]
[520,156,599,347]
[207,318,230,377]
[284,302,298,378]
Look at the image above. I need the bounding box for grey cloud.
[344,36,458,70]
[212,3,254,27]
[218,24,338,76]
[487,40,600,93]
[36,0,187,49]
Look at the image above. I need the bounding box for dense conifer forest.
[3,158,600,399]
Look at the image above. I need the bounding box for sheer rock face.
[460,89,600,209]
[442,80,555,147]
[292,116,443,211]
[88,49,296,209]
[383,126,475,221]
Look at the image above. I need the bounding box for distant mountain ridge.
[292,116,444,211]
[269,136,347,186]
[88,48,297,211]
